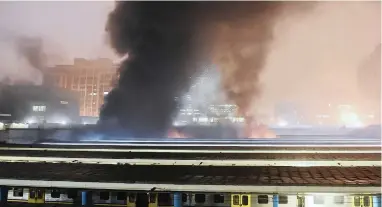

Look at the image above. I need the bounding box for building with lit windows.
[46,58,118,117]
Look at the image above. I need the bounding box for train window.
[233,195,240,205]
[354,196,361,207]
[158,193,172,206]
[117,192,127,201]
[195,194,206,203]
[258,195,268,204]
[279,195,288,204]
[100,192,110,200]
[128,193,136,203]
[242,195,249,205]
[51,190,61,198]
[67,190,77,199]
[149,193,157,203]
[37,189,44,199]
[30,189,36,199]
[363,196,370,207]
[182,193,188,202]
[313,196,324,204]
[214,194,225,203]
[13,188,23,197]
[334,196,344,204]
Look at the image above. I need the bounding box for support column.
[0,186,9,204]
[373,195,381,207]
[272,195,278,207]
[174,192,182,207]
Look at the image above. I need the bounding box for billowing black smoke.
[100,2,206,137]
[100,2,293,138]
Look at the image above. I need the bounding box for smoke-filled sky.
[0,1,115,63]
[258,1,380,115]
[0,1,380,117]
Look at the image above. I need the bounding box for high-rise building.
[46,58,117,117]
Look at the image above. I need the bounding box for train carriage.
[92,191,128,206]
[4,188,380,207]
[44,189,75,205]
[7,188,29,203]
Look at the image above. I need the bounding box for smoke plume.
[101,2,304,137]
[15,36,46,73]
[181,65,226,109]
[211,5,283,124]
[0,31,49,85]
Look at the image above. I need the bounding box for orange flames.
[167,122,277,139]
[167,129,188,138]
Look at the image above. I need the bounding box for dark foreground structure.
[0,84,80,125]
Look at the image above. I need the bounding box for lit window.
[32,105,46,112]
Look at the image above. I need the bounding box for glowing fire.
[244,123,278,138]
[167,129,188,138]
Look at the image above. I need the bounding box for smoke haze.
[0,33,56,85]
[171,1,380,123]
[16,37,46,73]
[0,1,115,84]
[0,32,41,84]
[0,1,378,131]
[257,1,381,118]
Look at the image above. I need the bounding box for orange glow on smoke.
[167,129,188,138]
